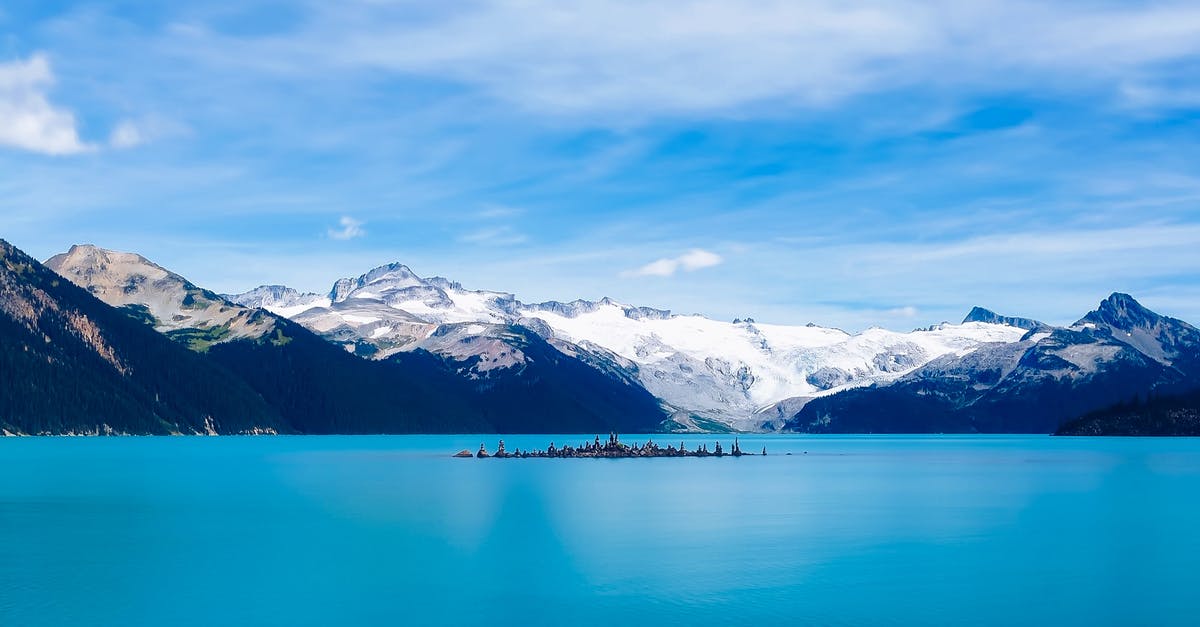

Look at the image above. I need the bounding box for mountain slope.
[408,324,668,433]
[47,245,275,350]
[785,295,1200,433]
[203,318,491,434]
[517,301,1026,429]
[1075,292,1200,374]
[0,240,281,435]
[1056,389,1200,436]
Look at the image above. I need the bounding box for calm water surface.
[2,435,1198,626]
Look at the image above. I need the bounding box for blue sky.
[2,1,1200,329]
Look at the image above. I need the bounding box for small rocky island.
[455,433,765,458]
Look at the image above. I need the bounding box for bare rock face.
[453,449,474,458]
[45,245,276,348]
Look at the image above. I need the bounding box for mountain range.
[222,259,1028,430]
[2,238,1198,435]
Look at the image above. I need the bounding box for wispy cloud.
[327,216,366,240]
[476,204,523,219]
[0,53,92,155]
[458,225,527,246]
[886,306,920,319]
[8,2,1200,332]
[108,120,143,149]
[196,1,1200,118]
[107,116,187,149]
[625,249,723,278]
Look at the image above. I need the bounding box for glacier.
[227,260,1029,430]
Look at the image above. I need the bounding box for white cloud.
[327,216,366,240]
[626,248,723,278]
[0,53,92,155]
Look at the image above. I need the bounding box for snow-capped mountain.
[230,260,1029,430]
[517,301,1025,429]
[45,245,670,434]
[786,294,1200,433]
[226,285,329,318]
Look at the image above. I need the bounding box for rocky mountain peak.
[44,244,275,342]
[425,276,462,291]
[330,262,427,302]
[46,244,163,278]
[1079,292,1161,331]
[962,306,1045,331]
[362,262,420,282]
[45,244,187,299]
[226,285,324,310]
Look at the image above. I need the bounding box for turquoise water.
[2,435,1199,626]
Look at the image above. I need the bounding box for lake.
[2,434,1198,626]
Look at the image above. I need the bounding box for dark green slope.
[206,321,667,434]
[0,240,281,435]
[789,351,1173,434]
[205,318,490,434]
[408,326,669,434]
[1057,389,1200,436]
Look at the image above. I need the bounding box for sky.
[2,0,1200,330]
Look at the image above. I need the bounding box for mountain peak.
[47,243,159,273]
[1079,293,1160,331]
[329,262,427,302]
[226,285,326,313]
[367,261,418,277]
[45,244,180,290]
[1101,292,1147,312]
[963,306,999,322]
[962,306,1044,331]
[44,244,277,341]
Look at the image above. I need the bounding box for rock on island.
[461,433,765,458]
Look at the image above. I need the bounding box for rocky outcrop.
[464,434,760,458]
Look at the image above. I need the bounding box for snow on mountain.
[40,245,1198,434]
[518,302,1027,429]
[785,294,1200,434]
[228,261,1029,430]
[225,285,329,318]
[46,245,275,346]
